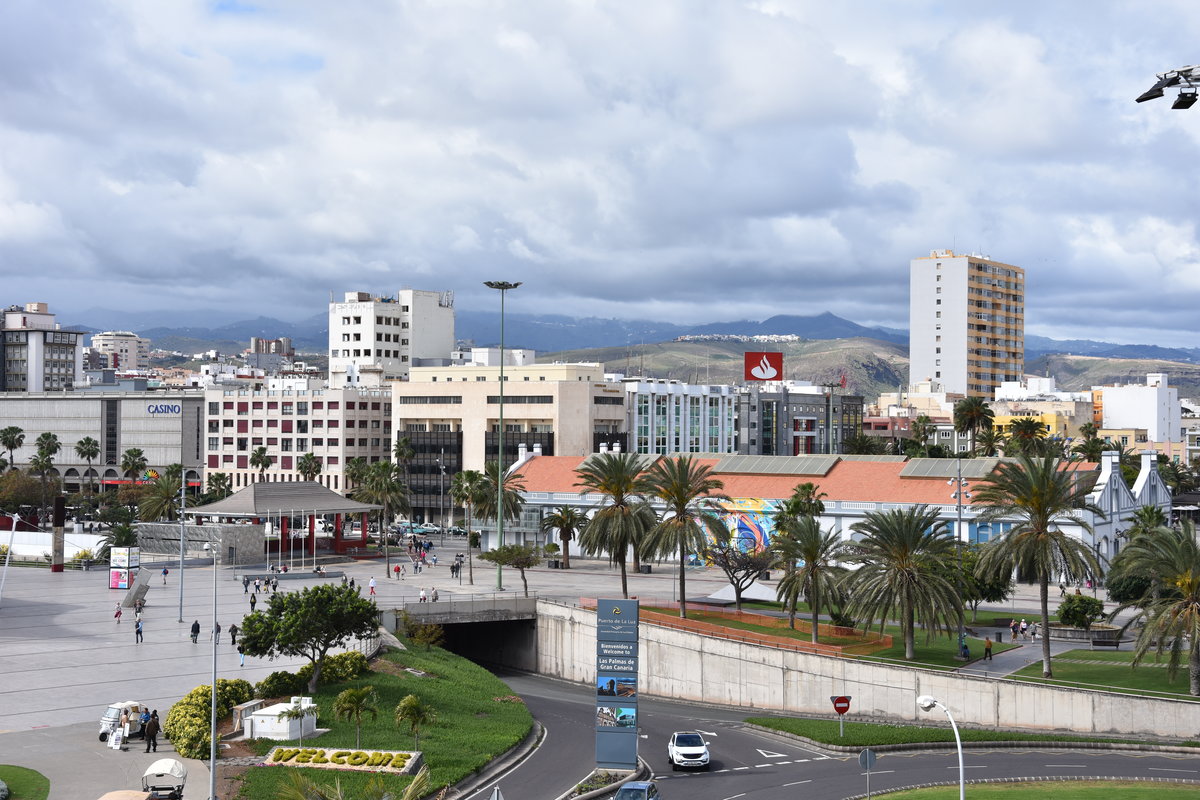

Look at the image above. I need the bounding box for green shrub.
[163,679,256,759]
[255,670,304,699]
[1107,573,1152,605]
[323,651,369,682]
[1058,593,1106,630]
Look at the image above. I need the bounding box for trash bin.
[638,564,652,574]
[997,631,1004,643]
[82,559,92,572]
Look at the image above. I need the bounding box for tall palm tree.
[356,461,411,572]
[576,452,657,599]
[206,472,232,500]
[843,505,961,660]
[974,426,1006,458]
[139,475,190,522]
[1071,435,1108,462]
[277,701,316,747]
[1122,505,1169,542]
[539,505,587,569]
[1111,521,1200,695]
[974,454,1104,677]
[332,687,378,749]
[393,436,416,484]
[296,452,322,482]
[1005,418,1047,456]
[908,414,935,457]
[773,516,845,642]
[74,436,100,497]
[29,450,56,530]
[120,448,147,483]
[345,457,369,491]
[641,455,730,619]
[954,397,994,456]
[0,426,24,471]
[450,469,487,585]
[769,482,828,629]
[394,694,436,750]
[478,461,526,529]
[1158,458,1198,496]
[249,446,271,481]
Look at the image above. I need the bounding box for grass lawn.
[745,717,1161,748]
[235,645,533,798]
[648,606,1017,670]
[1010,652,1200,701]
[0,765,50,800]
[883,781,1200,798]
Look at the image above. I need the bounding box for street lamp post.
[917,695,964,800]
[204,538,219,800]
[484,280,521,592]
[0,512,21,610]
[949,457,970,657]
[437,449,447,547]
[178,479,186,623]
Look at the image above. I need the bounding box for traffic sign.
[858,748,877,770]
[831,695,852,715]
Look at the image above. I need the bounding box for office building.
[736,383,863,455]
[1093,373,1182,443]
[90,331,152,370]
[909,249,1024,398]
[1,303,86,392]
[328,290,455,386]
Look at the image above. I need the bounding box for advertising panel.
[744,351,783,381]
[595,599,639,770]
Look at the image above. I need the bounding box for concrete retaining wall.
[534,600,1198,740]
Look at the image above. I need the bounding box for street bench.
[1090,638,1122,650]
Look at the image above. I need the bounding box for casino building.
[0,390,204,490]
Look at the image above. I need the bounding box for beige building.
[909,250,1025,398]
[90,331,152,370]
[328,290,455,386]
[1,302,86,392]
[203,385,393,493]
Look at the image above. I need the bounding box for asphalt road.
[495,672,1200,800]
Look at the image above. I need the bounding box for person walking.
[1019,619,1029,640]
[983,636,993,661]
[238,643,246,667]
[190,620,200,643]
[393,564,400,580]
[349,577,356,591]
[114,603,123,624]
[419,588,427,603]
[368,577,377,597]
[271,576,279,593]
[243,575,250,594]
[253,577,261,594]
[135,619,144,643]
[229,623,239,645]
[211,622,222,642]
[431,587,439,602]
[143,711,160,753]
[1009,620,1019,642]
[161,566,169,585]
[249,593,257,612]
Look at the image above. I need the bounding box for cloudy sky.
[2,1,1198,346]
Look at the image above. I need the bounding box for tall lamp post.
[1,512,21,610]
[437,449,447,546]
[484,280,521,591]
[917,695,964,800]
[949,457,970,656]
[204,538,219,800]
[178,479,187,623]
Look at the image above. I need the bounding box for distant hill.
[1026,354,1200,397]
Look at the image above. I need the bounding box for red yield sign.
[831,695,852,715]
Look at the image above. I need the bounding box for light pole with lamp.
[177,479,187,623]
[203,537,219,800]
[949,457,970,657]
[437,449,447,547]
[484,280,521,592]
[917,695,964,800]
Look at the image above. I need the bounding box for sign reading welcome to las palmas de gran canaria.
[264,747,423,774]
[595,598,639,770]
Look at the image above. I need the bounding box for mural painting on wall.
[718,498,778,552]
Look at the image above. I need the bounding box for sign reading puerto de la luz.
[265,747,423,774]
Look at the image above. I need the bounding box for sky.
[1,1,1198,347]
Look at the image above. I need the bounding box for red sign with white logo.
[744,351,783,381]
[831,696,851,715]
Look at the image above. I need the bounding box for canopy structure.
[142,757,187,785]
[187,480,379,518]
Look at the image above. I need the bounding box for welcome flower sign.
[265,747,423,774]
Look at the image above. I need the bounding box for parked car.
[667,731,710,771]
[448,526,467,537]
[614,781,661,800]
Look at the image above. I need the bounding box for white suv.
[667,731,710,771]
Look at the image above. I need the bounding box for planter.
[1047,624,1121,642]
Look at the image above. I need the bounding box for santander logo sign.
[744,352,783,381]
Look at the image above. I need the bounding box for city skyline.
[2,2,1198,347]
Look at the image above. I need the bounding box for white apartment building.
[0,390,204,488]
[909,250,1025,398]
[90,331,152,370]
[328,290,455,386]
[1094,373,1182,443]
[621,377,738,455]
[203,385,393,492]
[1,303,86,392]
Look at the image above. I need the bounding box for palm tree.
[393,436,416,484]
[641,455,730,619]
[974,454,1104,677]
[29,450,56,530]
[1122,505,1169,541]
[478,461,526,529]
[394,694,436,750]
[908,414,935,457]
[1158,458,1198,496]
[1111,521,1200,695]
[356,461,411,573]
[974,426,1006,458]
[450,469,487,585]
[954,397,994,456]
[249,446,271,481]
[843,505,961,660]
[773,516,845,642]
[139,475,190,522]
[74,436,100,497]
[1004,418,1047,456]
[769,482,828,629]
[279,765,431,800]
[1071,435,1108,462]
[576,452,657,599]
[0,426,23,471]
[332,687,378,749]
[95,519,138,560]
[120,448,147,483]
[345,457,369,491]
[296,452,322,482]
[205,472,232,500]
[277,700,316,747]
[539,505,587,569]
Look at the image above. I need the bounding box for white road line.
[773,761,791,765]
[716,769,730,773]
[783,781,812,788]
[862,770,895,775]
[734,766,750,771]
[950,766,989,769]
[1045,764,1086,768]
[1150,768,1198,773]
[794,759,809,763]
[755,763,772,768]
[721,794,745,800]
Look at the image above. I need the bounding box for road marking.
[1046,764,1086,768]
[1151,768,1198,773]
[774,761,791,765]
[862,770,894,775]
[783,781,812,788]
[950,766,988,769]
[721,794,745,800]
[698,729,718,737]
[755,763,772,768]
[734,766,750,771]
[715,769,730,773]
[756,748,787,758]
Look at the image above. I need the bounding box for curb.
[840,775,1200,799]
[552,757,651,800]
[447,720,544,799]
[745,723,1200,756]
